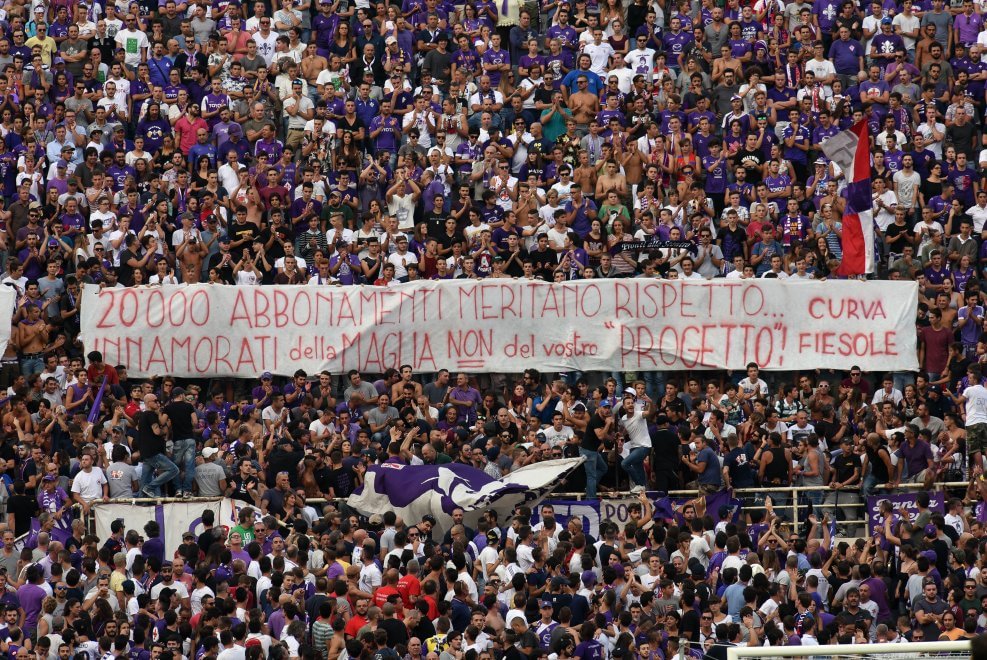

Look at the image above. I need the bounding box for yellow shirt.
[109,569,127,594]
[25,36,57,66]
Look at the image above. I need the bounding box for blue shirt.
[562,68,603,96]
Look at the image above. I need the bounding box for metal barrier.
[548,481,973,532]
[74,481,974,537]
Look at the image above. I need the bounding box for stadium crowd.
[0,0,984,656]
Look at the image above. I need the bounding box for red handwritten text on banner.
[79,280,918,378]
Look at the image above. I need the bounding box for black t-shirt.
[832,450,861,483]
[583,414,608,451]
[651,428,679,471]
[208,251,236,284]
[529,248,557,278]
[328,465,358,497]
[163,400,197,440]
[267,446,304,487]
[229,474,258,503]
[735,149,765,183]
[885,221,910,253]
[229,221,260,246]
[504,250,528,277]
[6,493,36,537]
[137,409,166,458]
[117,248,138,286]
[724,446,756,487]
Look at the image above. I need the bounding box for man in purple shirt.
[662,17,692,70]
[899,424,934,480]
[448,372,481,424]
[481,34,510,88]
[859,65,891,112]
[955,0,983,46]
[546,10,578,51]
[16,565,47,637]
[829,26,864,79]
[369,100,401,156]
[870,20,905,71]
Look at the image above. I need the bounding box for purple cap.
[581,570,597,585]
[53,56,64,65]
[925,523,938,537]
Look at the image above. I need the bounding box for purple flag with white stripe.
[347,458,584,536]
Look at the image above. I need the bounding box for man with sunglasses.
[113,14,148,70]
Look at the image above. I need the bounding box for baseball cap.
[581,570,597,585]
[202,447,220,459]
[42,474,56,482]
[925,523,938,537]
[260,371,273,380]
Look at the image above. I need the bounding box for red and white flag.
[821,119,874,276]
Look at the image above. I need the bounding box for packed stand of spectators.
[1,352,987,659]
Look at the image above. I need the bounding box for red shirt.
[397,574,421,608]
[373,585,402,609]
[87,363,119,386]
[344,614,368,638]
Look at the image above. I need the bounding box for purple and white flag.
[347,458,585,536]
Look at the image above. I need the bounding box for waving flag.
[347,458,584,536]
[821,119,874,276]
[88,376,108,424]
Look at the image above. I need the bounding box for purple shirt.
[956,12,984,45]
[482,48,510,86]
[546,25,578,50]
[662,31,693,61]
[813,0,839,30]
[898,439,933,477]
[829,38,864,74]
[16,584,46,631]
[369,115,401,153]
[448,385,481,423]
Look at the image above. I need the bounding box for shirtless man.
[174,213,207,284]
[16,304,53,378]
[300,42,328,89]
[712,44,743,83]
[3,397,33,434]
[619,139,647,186]
[567,74,600,130]
[596,160,628,201]
[572,150,597,194]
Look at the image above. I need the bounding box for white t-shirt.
[114,29,150,67]
[71,467,107,500]
[191,585,215,615]
[964,384,987,425]
[542,425,575,447]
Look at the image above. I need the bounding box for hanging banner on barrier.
[536,491,740,538]
[866,492,945,536]
[80,280,917,377]
[93,498,263,559]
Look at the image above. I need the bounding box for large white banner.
[0,287,18,357]
[93,498,255,559]
[80,280,918,377]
